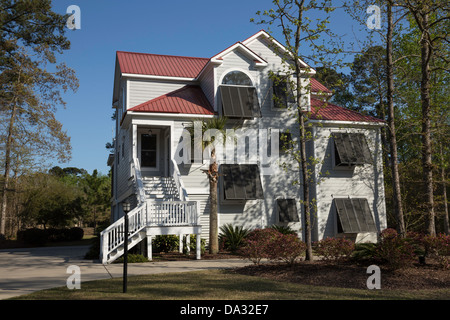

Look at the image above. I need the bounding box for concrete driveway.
[0,245,250,300]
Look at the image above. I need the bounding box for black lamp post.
[122,200,131,293]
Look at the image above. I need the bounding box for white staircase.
[100,159,201,264]
[143,176,180,200]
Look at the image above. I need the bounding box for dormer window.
[219,71,261,119]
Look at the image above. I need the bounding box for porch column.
[196,234,201,260]
[147,235,152,261]
[179,234,183,253]
[132,124,137,160]
[186,234,190,254]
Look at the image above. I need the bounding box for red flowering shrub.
[239,228,280,265]
[268,233,306,265]
[375,228,416,269]
[240,228,306,265]
[422,233,450,269]
[313,237,355,262]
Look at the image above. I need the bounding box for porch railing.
[170,158,189,201]
[100,199,199,264]
[147,200,198,226]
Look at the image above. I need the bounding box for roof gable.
[210,42,267,67]
[242,29,315,75]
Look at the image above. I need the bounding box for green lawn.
[11,269,450,300]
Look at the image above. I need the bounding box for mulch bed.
[152,251,449,290]
[232,259,450,290]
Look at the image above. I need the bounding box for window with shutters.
[277,199,299,222]
[334,198,377,233]
[221,164,264,202]
[331,132,372,169]
[219,71,261,119]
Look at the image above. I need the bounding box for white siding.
[311,124,387,240]
[127,79,194,108]
[210,36,305,237]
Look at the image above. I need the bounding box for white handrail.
[132,158,146,204]
[170,158,189,201]
[100,203,146,264]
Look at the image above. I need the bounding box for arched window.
[221,71,253,86]
[219,70,261,118]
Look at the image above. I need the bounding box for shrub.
[68,227,84,241]
[268,233,306,265]
[116,253,149,263]
[219,224,250,252]
[239,228,281,265]
[17,228,47,246]
[375,228,416,269]
[313,237,355,262]
[152,235,179,253]
[270,225,296,235]
[352,243,377,261]
[422,233,450,269]
[240,228,306,265]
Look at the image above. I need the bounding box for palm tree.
[187,116,230,254]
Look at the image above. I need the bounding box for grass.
[11,269,450,300]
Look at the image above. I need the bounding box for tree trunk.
[209,175,218,254]
[419,11,435,236]
[299,111,313,261]
[208,150,219,254]
[386,1,406,237]
[0,101,18,236]
[441,154,449,234]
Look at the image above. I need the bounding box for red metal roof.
[310,78,332,94]
[128,85,214,115]
[117,51,209,78]
[310,98,384,123]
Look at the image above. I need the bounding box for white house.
[100,30,387,264]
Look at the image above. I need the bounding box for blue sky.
[51,0,373,175]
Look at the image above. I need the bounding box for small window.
[222,71,253,86]
[277,199,299,222]
[273,76,295,109]
[279,132,292,153]
[332,132,372,168]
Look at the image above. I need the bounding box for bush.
[17,228,47,246]
[375,228,416,269]
[353,243,377,261]
[240,228,306,265]
[422,233,450,269]
[219,224,250,252]
[239,228,281,265]
[268,233,306,265]
[68,227,84,241]
[116,253,149,263]
[270,225,297,235]
[313,237,355,262]
[152,235,179,253]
